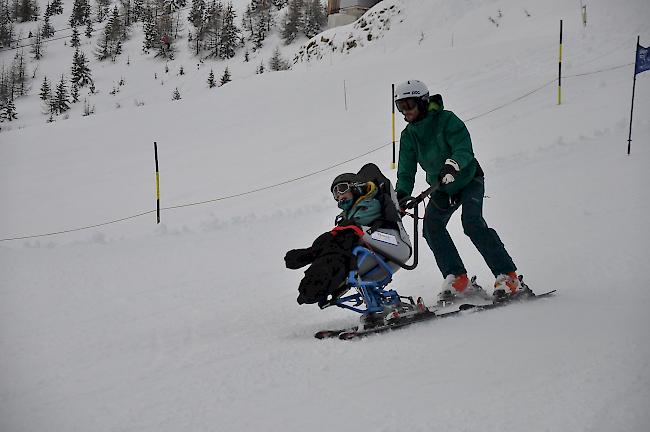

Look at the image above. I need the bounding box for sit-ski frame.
[322,183,439,316]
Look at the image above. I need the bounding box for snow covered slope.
[1,0,650,431]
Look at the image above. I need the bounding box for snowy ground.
[1,0,650,431]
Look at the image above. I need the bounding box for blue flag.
[636,44,650,75]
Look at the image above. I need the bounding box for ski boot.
[437,274,489,306]
[493,273,534,302]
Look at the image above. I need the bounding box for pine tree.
[69,0,90,27]
[70,81,79,103]
[49,0,63,14]
[219,66,231,85]
[85,19,93,38]
[281,0,302,44]
[18,0,38,22]
[269,46,290,71]
[189,0,207,55]
[0,10,14,47]
[12,50,27,96]
[272,0,288,9]
[302,0,325,38]
[39,76,50,100]
[132,0,144,22]
[106,6,123,41]
[172,87,181,100]
[251,13,267,51]
[70,25,80,47]
[256,60,264,74]
[54,75,70,113]
[218,2,239,59]
[31,28,43,59]
[71,49,92,87]
[41,12,55,38]
[143,14,157,50]
[0,95,18,121]
[207,69,216,88]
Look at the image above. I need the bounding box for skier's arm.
[444,113,474,169]
[395,130,417,198]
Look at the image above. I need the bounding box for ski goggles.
[332,182,353,199]
[395,98,418,113]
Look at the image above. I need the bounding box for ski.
[315,308,463,340]
[315,290,557,340]
[458,289,557,312]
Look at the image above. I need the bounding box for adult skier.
[393,79,522,302]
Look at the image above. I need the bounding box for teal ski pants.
[422,177,516,278]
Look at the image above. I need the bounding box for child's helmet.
[331,173,365,199]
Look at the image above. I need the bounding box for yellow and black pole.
[391,83,396,169]
[154,141,160,224]
[558,19,563,105]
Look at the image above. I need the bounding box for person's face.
[332,183,354,202]
[336,190,353,202]
[396,98,420,123]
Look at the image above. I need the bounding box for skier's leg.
[423,191,465,277]
[459,177,516,276]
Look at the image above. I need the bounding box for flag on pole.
[635,43,650,76]
[628,38,647,155]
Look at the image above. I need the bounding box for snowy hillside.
[2,0,650,431]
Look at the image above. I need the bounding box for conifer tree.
[132,0,144,22]
[207,69,216,88]
[143,14,157,50]
[106,6,123,41]
[218,2,239,59]
[272,0,288,9]
[12,50,27,96]
[54,75,70,114]
[188,0,206,54]
[205,0,224,58]
[0,10,14,47]
[41,11,54,38]
[70,81,79,103]
[39,76,50,100]
[85,19,93,38]
[281,0,302,44]
[269,46,289,71]
[69,0,90,27]
[302,0,325,38]
[31,28,43,58]
[71,49,92,87]
[0,95,18,121]
[172,87,181,100]
[18,0,39,22]
[219,66,231,85]
[50,0,63,14]
[70,25,80,47]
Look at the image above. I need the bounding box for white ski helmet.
[394,80,429,103]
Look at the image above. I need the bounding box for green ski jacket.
[395,96,479,197]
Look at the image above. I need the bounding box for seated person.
[285,168,411,305]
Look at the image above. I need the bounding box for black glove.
[439,159,460,185]
[398,195,416,211]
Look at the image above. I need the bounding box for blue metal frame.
[333,246,402,315]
